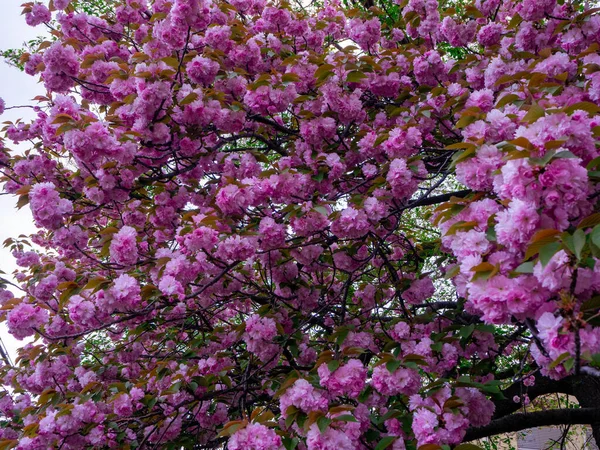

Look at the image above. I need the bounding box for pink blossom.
[187,56,220,85]
[331,207,370,239]
[300,117,336,146]
[519,0,556,21]
[29,182,73,230]
[54,0,71,9]
[25,3,51,27]
[535,313,574,363]
[455,145,503,191]
[495,199,540,251]
[456,387,495,428]
[384,128,422,158]
[42,42,80,92]
[109,226,138,266]
[536,53,576,78]
[228,423,282,450]
[6,303,49,340]
[477,23,503,47]
[183,226,219,252]
[243,314,279,362]
[279,379,328,417]
[258,217,286,250]
[68,295,96,326]
[348,18,381,51]
[402,277,435,305]
[387,158,417,199]
[306,423,354,450]
[244,84,297,115]
[216,236,256,262]
[412,409,440,446]
[111,274,143,308]
[113,394,133,417]
[533,250,572,292]
[318,359,367,398]
[158,275,185,300]
[466,89,495,113]
[372,365,420,396]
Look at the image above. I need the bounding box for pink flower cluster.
[317,359,367,398]
[243,314,280,363]
[29,182,73,230]
[109,226,138,266]
[279,379,328,417]
[372,365,420,397]
[410,385,494,447]
[229,423,282,450]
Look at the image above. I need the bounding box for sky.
[0,2,47,360]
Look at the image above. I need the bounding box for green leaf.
[346,71,367,83]
[180,92,199,105]
[458,324,475,339]
[334,414,358,422]
[386,360,402,374]
[485,225,497,242]
[522,103,545,123]
[334,327,350,346]
[285,410,297,428]
[587,155,600,170]
[314,205,329,217]
[564,101,600,115]
[524,229,561,260]
[495,93,520,109]
[564,356,575,372]
[282,73,300,83]
[592,225,600,248]
[573,228,586,260]
[553,150,578,159]
[450,145,477,168]
[455,444,485,450]
[317,416,331,433]
[428,338,442,351]
[327,360,340,372]
[582,296,600,311]
[282,437,299,450]
[418,445,442,450]
[539,242,562,267]
[314,64,335,81]
[549,351,570,369]
[514,261,534,274]
[375,436,397,450]
[16,194,29,210]
[456,114,478,129]
[578,213,600,229]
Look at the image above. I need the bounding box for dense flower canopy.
[0,0,600,448]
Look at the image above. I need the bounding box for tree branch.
[389,190,472,217]
[492,375,573,420]
[464,408,600,442]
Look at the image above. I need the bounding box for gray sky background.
[1,2,47,359]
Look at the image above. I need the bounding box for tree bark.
[491,375,573,420]
[464,408,600,442]
[569,375,600,446]
[464,374,600,446]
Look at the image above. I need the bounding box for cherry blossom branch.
[464,408,600,442]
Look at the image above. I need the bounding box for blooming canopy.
[1,0,600,448]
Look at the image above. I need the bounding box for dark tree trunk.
[569,375,600,447]
[463,374,600,445]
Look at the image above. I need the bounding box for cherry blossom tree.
[0,0,600,448]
